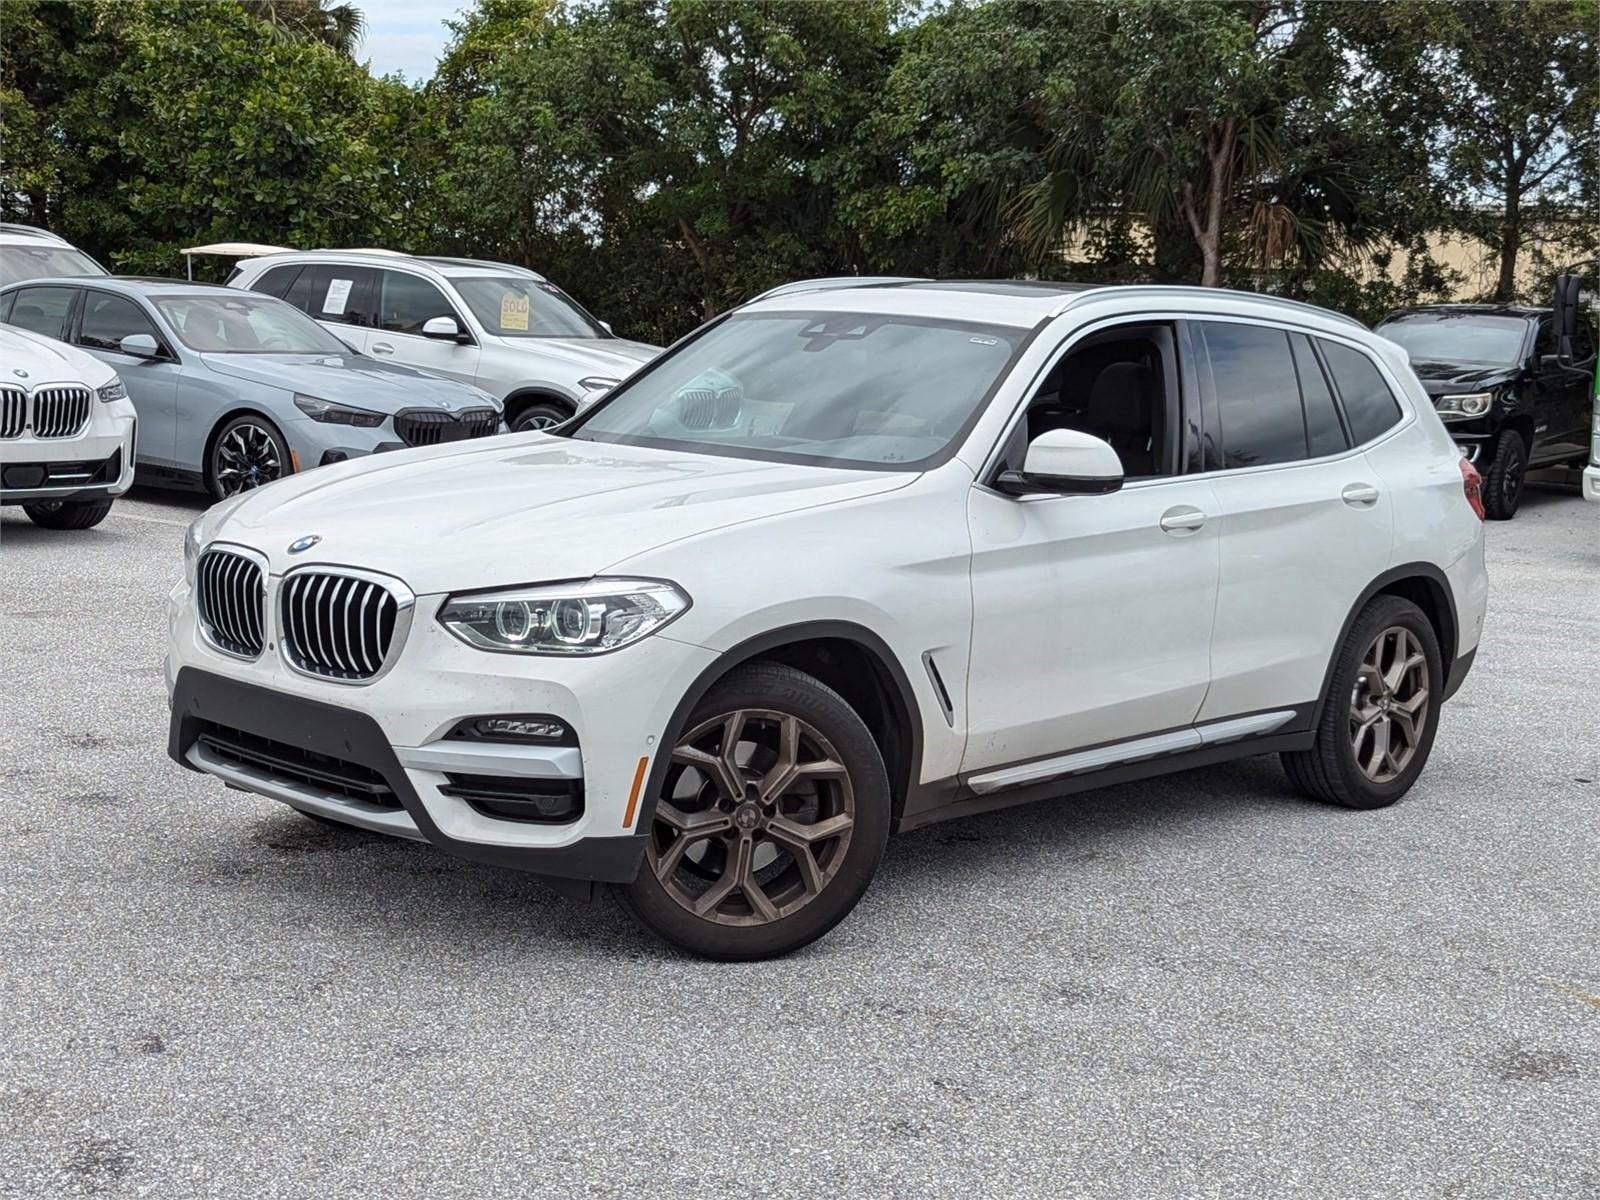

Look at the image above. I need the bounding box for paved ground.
[2,478,1597,1199]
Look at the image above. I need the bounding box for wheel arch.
[502,388,576,428]
[636,621,926,834]
[1313,562,1461,727]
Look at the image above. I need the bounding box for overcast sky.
[360,1,461,83]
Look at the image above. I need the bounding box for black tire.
[1481,427,1526,520]
[207,414,290,501]
[616,662,891,960]
[510,400,572,433]
[22,498,113,529]
[1281,595,1444,810]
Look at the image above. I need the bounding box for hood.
[200,352,498,412]
[1404,360,1519,397]
[0,323,116,388]
[481,335,660,377]
[208,435,912,593]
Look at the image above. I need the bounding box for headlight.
[97,378,127,403]
[294,394,384,427]
[183,516,203,586]
[578,376,619,394]
[438,578,690,655]
[1435,392,1492,420]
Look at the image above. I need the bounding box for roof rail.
[1054,284,1365,330]
[0,222,69,245]
[751,276,929,303]
[419,256,541,277]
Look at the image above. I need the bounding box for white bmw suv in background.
[166,280,1488,959]
[1,323,136,529]
[228,250,660,432]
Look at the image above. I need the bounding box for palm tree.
[240,0,367,59]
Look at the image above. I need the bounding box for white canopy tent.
[180,242,292,279]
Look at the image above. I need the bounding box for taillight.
[1459,455,1485,520]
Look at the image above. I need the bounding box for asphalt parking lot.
[2,479,1597,1199]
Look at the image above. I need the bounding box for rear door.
[74,290,182,467]
[368,269,481,385]
[1530,314,1594,463]
[282,264,377,353]
[1194,320,1395,723]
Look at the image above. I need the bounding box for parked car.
[0,277,504,499]
[0,322,136,529]
[166,280,1488,959]
[1374,302,1597,519]
[0,224,108,286]
[227,250,660,433]
[1586,360,1600,503]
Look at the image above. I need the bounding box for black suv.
[1375,303,1597,518]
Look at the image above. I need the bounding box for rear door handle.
[371,342,395,355]
[1341,483,1380,508]
[1159,506,1207,535]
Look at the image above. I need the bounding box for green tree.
[239,0,367,59]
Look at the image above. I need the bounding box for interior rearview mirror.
[422,315,465,342]
[119,333,161,359]
[996,428,1125,497]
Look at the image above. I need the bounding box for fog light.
[448,715,573,743]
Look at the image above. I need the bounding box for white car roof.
[236,249,546,283]
[0,223,71,246]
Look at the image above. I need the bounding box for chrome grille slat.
[0,386,24,439]
[31,385,92,438]
[195,548,265,659]
[279,569,401,682]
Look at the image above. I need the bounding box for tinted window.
[78,292,162,353]
[0,291,12,322]
[1377,312,1527,367]
[454,276,605,338]
[1200,321,1306,468]
[252,264,302,300]
[1573,316,1597,362]
[1291,334,1348,458]
[1321,341,1404,445]
[284,265,375,326]
[377,270,458,335]
[5,286,75,339]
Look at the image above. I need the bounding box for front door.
[74,289,181,468]
[368,269,481,386]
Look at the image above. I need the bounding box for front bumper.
[165,577,717,883]
[1585,464,1600,502]
[0,412,136,503]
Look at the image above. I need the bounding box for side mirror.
[996,428,1125,496]
[119,333,161,359]
[1551,273,1581,365]
[422,315,467,342]
[600,320,614,335]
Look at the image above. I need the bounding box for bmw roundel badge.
[287,534,322,554]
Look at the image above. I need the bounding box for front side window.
[5,285,76,340]
[453,276,606,339]
[1376,312,1528,367]
[0,244,107,285]
[572,311,1025,470]
[1321,341,1404,445]
[153,293,352,354]
[77,292,164,354]
[377,270,459,335]
[1200,321,1306,469]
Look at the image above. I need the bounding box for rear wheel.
[208,415,289,500]
[617,663,890,960]
[1481,427,1526,520]
[510,400,571,433]
[1281,595,1443,810]
[22,498,113,530]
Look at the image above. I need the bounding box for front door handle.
[371,342,395,355]
[1341,483,1380,508]
[1159,506,1207,535]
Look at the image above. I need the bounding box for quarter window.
[1320,341,1404,445]
[1291,334,1349,458]
[5,286,76,340]
[1200,321,1306,468]
[377,271,459,335]
[77,292,164,354]
[252,264,303,300]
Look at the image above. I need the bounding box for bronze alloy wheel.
[1348,624,1430,784]
[647,708,856,927]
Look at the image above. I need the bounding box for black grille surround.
[393,406,500,448]
[195,547,267,659]
[280,568,409,682]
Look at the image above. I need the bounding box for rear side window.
[1199,321,1306,468]
[252,264,302,300]
[1320,341,1404,445]
[77,291,164,354]
[284,265,375,326]
[376,270,459,335]
[5,285,76,340]
[1291,334,1349,458]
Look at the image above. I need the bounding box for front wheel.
[208,415,290,501]
[1281,595,1443,810]
[1481,428,1526,520]
[616,663,891,960]
[22,498,113,529]
[511,401,572,433]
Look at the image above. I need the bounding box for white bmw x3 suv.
[166,280,1488,959]
[1,323,136,528]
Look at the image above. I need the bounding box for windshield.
[453,276,607,339]
[154,293,351,354]
[570,311,1025,470]
[1377,312,1529,367]
[0,244,107,285]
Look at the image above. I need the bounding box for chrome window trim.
[275,562,416,686]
